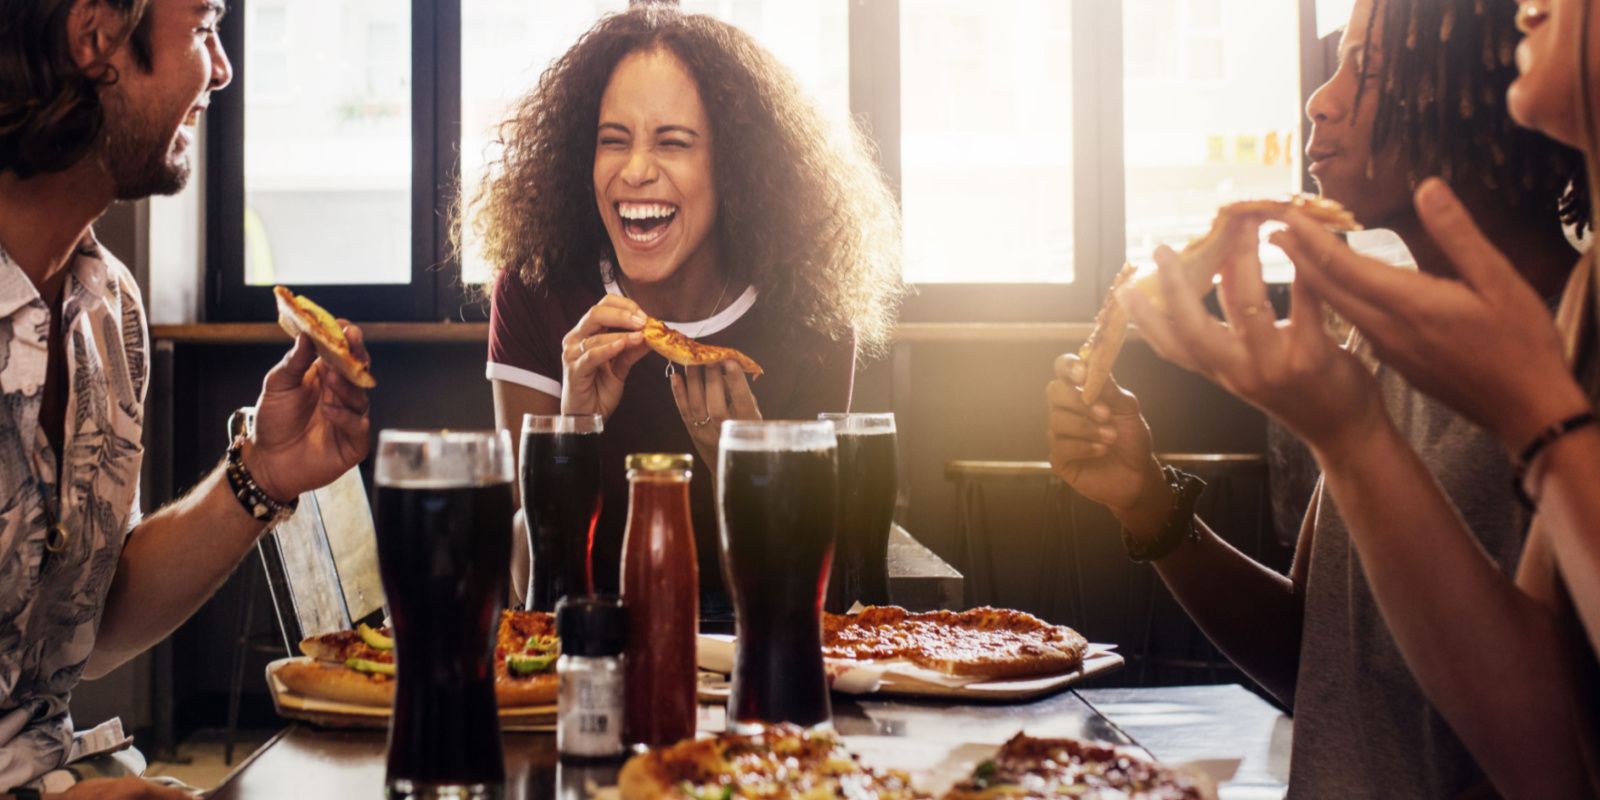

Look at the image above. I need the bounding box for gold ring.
[579,338,589,354]
[693,416,713,428]
[1240,303,1269,318]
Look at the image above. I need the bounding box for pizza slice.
[616,724,930,799]
[1075,195,1360,405]
[942,733,1216,800]
[274,285,378,389]
[274,610,559,708]
[641,317,764,378]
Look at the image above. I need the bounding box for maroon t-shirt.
[487,264,855,597]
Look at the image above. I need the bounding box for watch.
[1121,464,1206,563]
[11,788,42,799]
[225,437,299,524]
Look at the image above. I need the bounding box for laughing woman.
[470,6,901,608]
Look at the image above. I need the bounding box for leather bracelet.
[225,438,298,523]
[1121,465,1206,563]
[1512,410,1598,509]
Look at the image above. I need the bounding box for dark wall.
[150,333,1273,730]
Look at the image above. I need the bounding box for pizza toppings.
[822,606,1089,680]
[273,285,378,389]
[640,317,765,378]
[616,724,931,800]
[944,734,1214,799]
[279,610,562,708]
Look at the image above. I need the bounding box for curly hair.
[465,5,904,355]
[1356,0,1588,231]
[0,0,154,179]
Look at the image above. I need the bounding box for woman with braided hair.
[1096,0,1600,795]
[1049,0,1592,795]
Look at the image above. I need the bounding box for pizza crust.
[275,659,396,707]
[273,286,377,389]
[1076,195,1359,405]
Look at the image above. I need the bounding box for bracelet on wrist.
[1511,410,1597,509]
[1121,465,1206,563]
[225,437,299,524]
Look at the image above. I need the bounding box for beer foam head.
[818,412,895,436]
[375,429,515,488]
[521,413,603,435]
[718,420,837,452]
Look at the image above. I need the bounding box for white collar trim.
[601,262,757,337]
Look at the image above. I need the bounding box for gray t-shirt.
[1288,357,1528,798]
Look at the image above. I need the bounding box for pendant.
[45,522,69,553]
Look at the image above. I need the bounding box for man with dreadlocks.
[1047,0,1586,796]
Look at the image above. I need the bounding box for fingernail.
[633,313,648,325]
[1099,426,1117,442]
[1091,404,1110,421]
[1417,180,1448,213]
[1091,443,1107,456]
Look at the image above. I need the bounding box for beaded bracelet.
[226,437,299,523]
[1512,410,1598,509]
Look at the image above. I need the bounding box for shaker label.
[559,666,625,757]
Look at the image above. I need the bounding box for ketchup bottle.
[619,453,699,747]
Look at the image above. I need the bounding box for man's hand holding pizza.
[1046,354,1171,540]
[245,324,373,504]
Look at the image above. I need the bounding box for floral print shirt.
[0,236,147,789]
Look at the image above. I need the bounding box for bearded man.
[0,2,372,796]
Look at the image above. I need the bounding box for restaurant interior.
[32,0,1551,796]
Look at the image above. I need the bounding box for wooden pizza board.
[265,657,556,732]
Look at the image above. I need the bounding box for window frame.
[203,0,1305,324]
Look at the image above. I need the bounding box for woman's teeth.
[618,202,677,243]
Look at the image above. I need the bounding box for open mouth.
[616,201,678,245]
[183,107,204,127]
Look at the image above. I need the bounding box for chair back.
[229,407,385,652]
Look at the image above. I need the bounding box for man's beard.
[97,85,190,200]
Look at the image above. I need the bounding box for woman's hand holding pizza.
[1275,178,1591,455]
[1046,354,1171,538]
[1118,232,1388,465]
[560,295,652,419]
[671,361,762,466]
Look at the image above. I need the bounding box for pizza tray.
[695,637,1123,703]
[265,657,557,732]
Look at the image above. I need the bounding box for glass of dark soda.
[520,414,604,612]
[374,429,516,799]
[818,413,898,613]
[717,420,838,732]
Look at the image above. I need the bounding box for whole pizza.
[273,609,559,707]
[943,733,1216,799]
[616,724,930,800]
[822,606,1089,680]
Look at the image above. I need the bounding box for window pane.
[244,0,412,286]
[459,1,627,287]
[901,0,1073,284]
[1123,0,1301,281]
[459,1,847,286]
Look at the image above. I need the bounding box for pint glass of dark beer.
[374,429,515,800]
[520,414,604,612]
[717,420,837,732]
[818,413,897,613]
